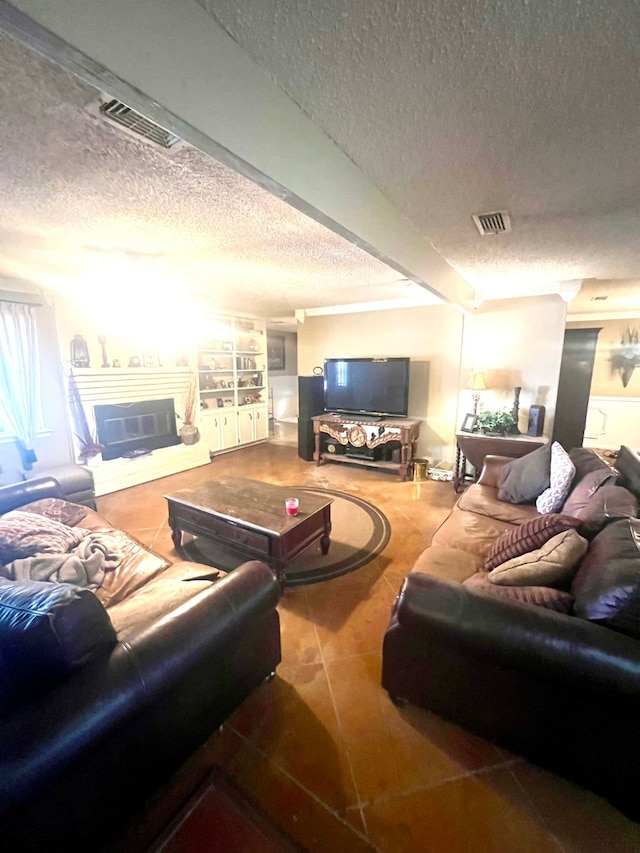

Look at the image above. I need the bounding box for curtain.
[0,301,40,469]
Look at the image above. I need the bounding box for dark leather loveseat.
[383,444,640,819]
[0,477,281,851]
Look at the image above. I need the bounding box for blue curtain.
[0,301,40,469]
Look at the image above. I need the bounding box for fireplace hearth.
[95,398,181,461]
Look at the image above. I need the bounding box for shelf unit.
[197,315,269,454]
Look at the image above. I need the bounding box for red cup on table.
[285,497,299,516]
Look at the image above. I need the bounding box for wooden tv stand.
[312,413,420,480]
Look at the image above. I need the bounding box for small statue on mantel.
[511,387,522,434]
[98,335,109,368]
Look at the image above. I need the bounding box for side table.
[454,432,548,492]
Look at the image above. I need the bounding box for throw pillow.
[0,577,117,714]
[0,510,90,565]
[571,518,640,639]
[19,498,88,527]
[574,484,637,539]
[484,513,582,571]
[497,443,552,504]
[561,467,617,517]
[569,447,613,483]
[536,442,576,514]
[464,572,574,614]
[488,528,588,587]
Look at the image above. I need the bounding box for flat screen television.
[323,357,410,418]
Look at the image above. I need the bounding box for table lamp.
[467,370,488,414]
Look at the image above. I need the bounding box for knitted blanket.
[0,532,123,589]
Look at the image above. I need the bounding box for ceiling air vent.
[99,99,183,150]
[472,210,512,236]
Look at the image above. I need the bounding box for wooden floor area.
[102,424,640,853]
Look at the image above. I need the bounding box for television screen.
[323,357,410,418]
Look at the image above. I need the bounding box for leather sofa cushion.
[0,510,90,564]
[432,506,515,558]
[572,518,640,639]
[457,484,541,525]
[410,545,483,583]
[464,571,574,614]
[488,529,588,588]
[485,513,582,571]
[0,577,116,713]
[108,563,223,637]
[497,443,551,504]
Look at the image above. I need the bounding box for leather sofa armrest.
[0,560,281,810]
[0,477,64,515]
[476,455,513,488]
[394,573,640,696]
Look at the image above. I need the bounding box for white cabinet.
[200,409,238,454]
[237,404,269,444]
[253,405,269,441]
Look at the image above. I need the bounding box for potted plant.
[475,409,518,436]
[178,370,200,445]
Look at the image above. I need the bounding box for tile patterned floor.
[105,425,640,853]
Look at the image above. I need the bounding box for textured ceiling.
[2,1,640,320]
[200,0,640,312]
[0,32,423,320]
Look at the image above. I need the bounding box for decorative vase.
[82,452,102,467]
[179,424,200,445]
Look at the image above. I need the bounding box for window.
[0,298,42,466]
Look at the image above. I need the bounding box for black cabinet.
[552,328,600,450]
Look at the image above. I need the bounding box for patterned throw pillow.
[0,510,90,564]
[464,572,574,614]
[536,442,576,514]
[484,513,582,571]
[19,498,88,528]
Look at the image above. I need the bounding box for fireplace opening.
[95,398,181,460]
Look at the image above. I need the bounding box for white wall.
[460,295,567,436]
[297,304,464,465]
[266,331,298,420]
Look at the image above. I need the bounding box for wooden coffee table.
[165,478,332,587]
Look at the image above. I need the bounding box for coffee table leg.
[171,525,182,550]
[273,560,287,590]
[320,510,332,554]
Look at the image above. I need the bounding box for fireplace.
[95,398,181,461]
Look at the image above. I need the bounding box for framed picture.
[267,335,285,371]
[143,350,159,368]
[461,413,477,433]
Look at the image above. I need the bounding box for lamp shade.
[467,370,488,392]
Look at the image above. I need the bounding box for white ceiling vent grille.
[98,99,183,150]
[472,210,512,236]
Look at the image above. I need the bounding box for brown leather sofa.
[0,477,281,851]
[382,446,640,819]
